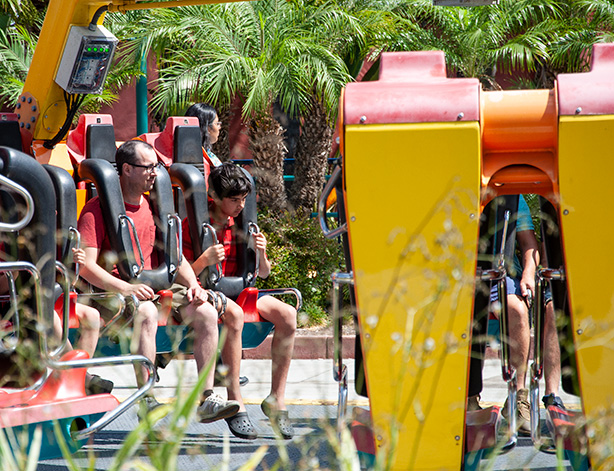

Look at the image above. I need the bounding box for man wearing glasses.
[77,140,240,423]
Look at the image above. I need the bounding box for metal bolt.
[365,333,371,340]
[577,329,583,335]
[469,213,475,219]
[461,333,467,339]
[26,123,30,129]
[31,106,37,112]
[47,127,51,131]
[21,96,25,102]
[30,116,35,122]
[359,115,367,124]
[16,114,20,119]
[457,112,464,121]
[16,103,21,109]
[455,435,461,441]
[20,122,24,128]
[376,435,382,441]
[169,264,176,272]
[350,216,356,222]
[575,107,582,114]
[335,137,340,144]
[563,209,569,215]
[27,97,32,104]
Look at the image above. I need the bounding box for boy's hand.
[253,232,267,253]
[72,247,86,266]
[203,244,225,265]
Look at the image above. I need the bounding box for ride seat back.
[67,114,116,166]
[0,114,23,152]
[78,159,179,292]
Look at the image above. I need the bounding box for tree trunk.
[290,99,333,212]
[248,114,288,211]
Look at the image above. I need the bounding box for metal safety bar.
[52,261,72,359]
[318,166,347,239]
[475,210,517,451]
[331,271,354,437]
[257,288,303,312]
[119,214,144,277]
[1,260,156,439]
[530,267,565,450]
[202,222,223,282]
[247,222,260,282]
[168,214,182,274]
[0,270,19,353]
[0,174,35,232]
[68,227,81,285]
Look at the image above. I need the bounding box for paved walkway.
[60,356,579,471]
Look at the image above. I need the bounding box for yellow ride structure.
[2,0,614,467]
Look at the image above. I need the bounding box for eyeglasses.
[127,162,163,174]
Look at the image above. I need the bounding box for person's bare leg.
[543,301,561,396]
[180,301,220,391]
[75,303,101,358]
[220,300,245,409]
[131,301,158,387]
[258,296,296,411]
[506,295,530,390]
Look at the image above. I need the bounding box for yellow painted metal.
[344,121,481,470]
[19,0,109,141]
[558,115,614,435]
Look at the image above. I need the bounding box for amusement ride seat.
[0,146,154,460]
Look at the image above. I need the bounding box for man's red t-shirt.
[78,195,158,277]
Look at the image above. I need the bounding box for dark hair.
[116,140,154,175]
[185,103,217,150]
[209,162,252,199]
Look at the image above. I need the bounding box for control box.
[55,25,118,95]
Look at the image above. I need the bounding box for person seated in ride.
[182,162,297,440]
[77,139,240,421]
[185,102,223,168]
[470,195,564,435]
[0,245,112,394]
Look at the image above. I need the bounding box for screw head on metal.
[575,107,582,114]
[359,115,367,124]
[457,112,464,121]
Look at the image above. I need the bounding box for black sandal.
[225,412,257,440]
[261,398,294,439]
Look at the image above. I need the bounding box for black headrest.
[0,120,23,152]
[173,125,203,165]
[86,124,116,162]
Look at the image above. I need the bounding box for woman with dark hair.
[185,103,223,167]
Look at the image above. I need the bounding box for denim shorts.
[489,276,552,303]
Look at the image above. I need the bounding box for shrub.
[256,208,345,327]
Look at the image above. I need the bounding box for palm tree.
[117,0,352,212]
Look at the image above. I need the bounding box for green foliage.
[256,209,345,327]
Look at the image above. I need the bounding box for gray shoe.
[197,393,240,423]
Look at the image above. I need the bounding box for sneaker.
[197,393,240,424]
[85,374,114,395]
[502,388,531,436]
[467,395,482,412]
[542,393,566,410]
